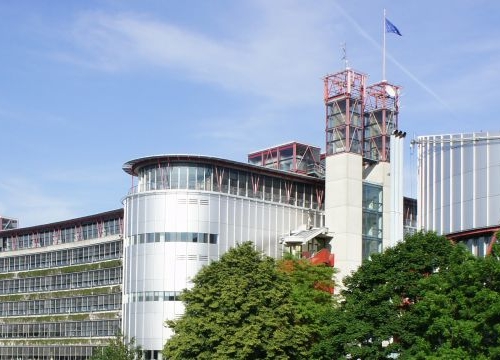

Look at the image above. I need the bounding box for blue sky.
[1,0,499,227]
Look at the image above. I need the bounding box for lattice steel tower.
[323,68,404,285]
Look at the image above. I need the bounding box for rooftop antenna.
[341,42,349,69]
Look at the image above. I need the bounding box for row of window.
[0,267,122,295]
[128,291,182,302]
[0,320,120,339]
[132,163,325,210]
[0,294,122,317]
[0,241,122,273]
[0,218,122,252]
[131,232,217,245]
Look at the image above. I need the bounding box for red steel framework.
[324,69,400,163]
[364,81,400,162]
[247,142,323,176]
[324,69,366,156]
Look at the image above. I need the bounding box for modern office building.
[417,131,500,256]
[0,66,411,359]
[0,209,123,359]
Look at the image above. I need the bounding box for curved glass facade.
[130,162,324,210]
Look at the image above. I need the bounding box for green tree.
[400,242,500,359]
[89,332,143,360]
[329,231,500,360]
[278,256,337,359]
[163,242,316,359]
[333,231,467,359]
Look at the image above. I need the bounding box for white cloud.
[56,1,338,105]
[0,178,78,227]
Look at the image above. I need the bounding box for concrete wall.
[325,153,363,283]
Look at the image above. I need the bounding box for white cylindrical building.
[418,132,500,255]
[121,155,325,358]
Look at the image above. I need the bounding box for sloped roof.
[281,227,332,246]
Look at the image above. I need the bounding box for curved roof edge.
[122,154,324,183]
[446,225,500,241]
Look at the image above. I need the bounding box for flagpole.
[383,8,386,82]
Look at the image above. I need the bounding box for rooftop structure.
[0,216,18,231]
[247,141,324,177]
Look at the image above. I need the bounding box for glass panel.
[204,168,212,191]
[296,184,304,207]
[170,167,179,189]
[304,185,312,208]
[209,234,218,244]
[165,233,174,242]
[220,169,229,193]
[199,233,208,243]
[188,166,197,190]
[363,183,383,211]
[229,170,238,195]
[238,172,248,197]
[264,177,272,201]
[363,237,382,260]
[196,166,205,190]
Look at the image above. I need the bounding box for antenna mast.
[341,42,349,69]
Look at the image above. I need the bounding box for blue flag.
[385,18,402,36]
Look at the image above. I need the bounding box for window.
[179,166,188,189]
[209,234,218,244]
[188,167,197,189]
[229,171,239,195]
[132,232,218,245]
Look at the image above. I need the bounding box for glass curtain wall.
[134,163,324,211]
[362,183,383,259]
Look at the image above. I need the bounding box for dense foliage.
[163,242,336,360]
[89,332,143,360]
[332,231,500,360]
[401,242,500,359]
